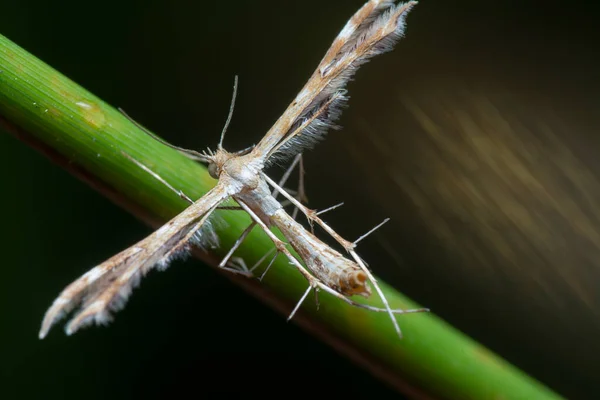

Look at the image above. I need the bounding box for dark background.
[1,0,599,399]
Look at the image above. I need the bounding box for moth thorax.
[223,154,262,189]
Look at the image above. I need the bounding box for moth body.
[39,1,428,339]
[271,210,371,297]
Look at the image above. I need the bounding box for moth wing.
[39,184,229,338]
[252,1,417,165]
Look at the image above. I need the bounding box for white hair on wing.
[191,213,223,250]
[63,242,190,335]
[60,199,225,336]
[269,91,349,165]
[267,1,415,165]
[338,0,396,53]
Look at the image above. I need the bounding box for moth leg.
[236,199,427,324]
[271,154,306,203]
[263,172,355,251]
[122,149,227,251]
[288,285,313,321]
[291,154,308,220]
[235,201,322,310]
[216,209,282,280]
[354,218,390,245]
[120,149,240,259]
[216,206,244,211]
[218,222,256,272]
[272,154,300,196]
[228,249,279,280]
[343,220,432,337]
[275,154,308,203]
[215,248,277,279]
[246,195,428,325]
[221,257,253,277]
[119,110,210,162]
[311,282,429,316]
[262,172,427,337]
[258,250,279,281]
[345,249,407,338]
[121,151,195,204]
[315,202,344,216]
[263,173,343,238]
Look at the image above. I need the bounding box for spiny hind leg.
[266,159,344,229]
[235,200,325,313]
[257,249,279,281]
[262,172,429,337]
[217,222,256,274]
[232,199,425,322]
[121,151,195,204]
[272,154,309,217]
[287,273,429,323]
[225,247,278,279]
[216,219,282,281]
[220,257,252,277]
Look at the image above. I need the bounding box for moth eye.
[208,163,219,179]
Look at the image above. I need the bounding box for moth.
[39,0,428,340]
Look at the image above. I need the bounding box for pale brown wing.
[39,184,229,338]
[251,1,417,165]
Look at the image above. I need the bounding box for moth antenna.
[218,75,239,150]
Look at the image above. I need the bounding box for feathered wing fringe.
[253,1,417,165]
[39,185,229,338]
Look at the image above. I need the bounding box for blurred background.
[1,0,599,398]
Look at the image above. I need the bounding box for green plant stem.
[0,34,563,400]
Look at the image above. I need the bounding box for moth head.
[207,161,219,179]
[206,145,256,179]
[205,149,229,179]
